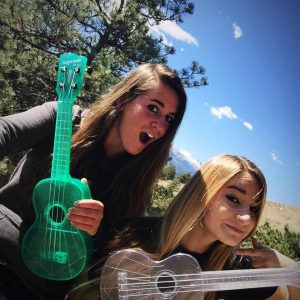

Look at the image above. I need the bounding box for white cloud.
[210,105,255,131]
[271,152,284,166]
[233,22,243,39]
[149,20,199,47]
[243,121,254,131]
[172,147,201,170]
[210,106,238,120]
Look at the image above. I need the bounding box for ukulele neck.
[197,267,295,292]
[51,100,73,179]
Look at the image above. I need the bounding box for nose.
[236,211,252,224]
[151,118,168,138]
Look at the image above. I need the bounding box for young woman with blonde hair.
[70,154,298,300]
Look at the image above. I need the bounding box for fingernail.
[74,201,79,206]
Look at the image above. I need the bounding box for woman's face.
[182,172,262,253]
[105,80,179,156]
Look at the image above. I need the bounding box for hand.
[235,237,281,268]
[66,178,104,236]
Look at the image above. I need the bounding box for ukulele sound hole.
[49,205,65,224]
[155,271,177,298]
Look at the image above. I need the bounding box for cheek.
[247,220,256,233]
[130,105,151,123]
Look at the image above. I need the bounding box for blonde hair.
[159,154,267,300]
[66,155,266,300]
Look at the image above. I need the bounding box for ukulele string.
[46,68,66,261]
[64,70,77,272]
[118,275,294,298]
[53,67,68,259]
[115,269,296,297]
[58,69,77,261]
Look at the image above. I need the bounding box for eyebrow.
[227,185,261,203]
[227,185,246,194]
[151,99,177,116]
[151,98,165,107]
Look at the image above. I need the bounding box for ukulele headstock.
[55,53,87,102]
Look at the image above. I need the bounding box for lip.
[225,224,244,234]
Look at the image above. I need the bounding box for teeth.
[147,132,154,139]
[140,131,155,144]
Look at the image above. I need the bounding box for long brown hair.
[71,64,186,218]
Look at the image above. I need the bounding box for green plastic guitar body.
[21,53,93,281]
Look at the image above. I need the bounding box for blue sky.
[150,0,300,207]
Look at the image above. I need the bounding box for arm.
[268,251,300,300]
[0,102,57,159]
[236,238,299,300]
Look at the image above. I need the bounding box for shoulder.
[39,101,85,126]
[107,216,162,253]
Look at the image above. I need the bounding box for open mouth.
[140,131,154,144]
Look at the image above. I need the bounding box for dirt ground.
[259,200,300,233]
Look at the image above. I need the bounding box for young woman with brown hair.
[0,63,187,299]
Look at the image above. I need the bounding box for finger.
[68,207,103,220]
[251,236,265,249]
[70,220,97,236]
[67,213,100,226]
[251,258,268,268]
[73,200,104,210]
[235,248,266,257]
[252,256,277,268]
[81,177,89,185]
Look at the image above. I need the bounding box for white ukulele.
[100,248,300,299]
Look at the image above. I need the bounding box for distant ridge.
[170,147,201,175]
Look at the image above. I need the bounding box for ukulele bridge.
[41,251,68,264]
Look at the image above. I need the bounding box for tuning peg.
[86,66,93,74]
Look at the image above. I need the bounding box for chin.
[127,147,144,155]
[220,236,243,247]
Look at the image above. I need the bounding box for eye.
[166,115,175,124]
[147,104,158,113]
[226,195,240,207]
[250,205,260,216]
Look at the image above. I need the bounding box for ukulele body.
[100,249,203,300]
[22,177,93,280]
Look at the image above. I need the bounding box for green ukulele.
[21,53,93,281]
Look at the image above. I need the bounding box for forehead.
[145,81,179,113]
[225,172,261,200]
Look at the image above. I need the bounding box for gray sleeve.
[0,102,57,159]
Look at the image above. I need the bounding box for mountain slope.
[170,147,201,175]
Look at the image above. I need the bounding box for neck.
[181,223,217,254]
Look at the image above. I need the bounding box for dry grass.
[259,201,300,233]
